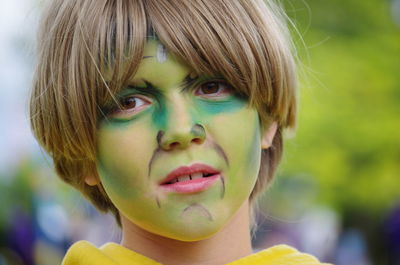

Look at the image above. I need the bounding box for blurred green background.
[0,0,399,264]
[257,0,400,264]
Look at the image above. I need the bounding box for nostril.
[159,124,206,150]
[169,142,179,149]
[192,138,202,144]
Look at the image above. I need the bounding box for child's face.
[95,40,264,241]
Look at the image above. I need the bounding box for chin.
[169,223,225,242]
[122,213,227,242]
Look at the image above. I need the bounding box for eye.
[195,81,233,98]
[120,96,145,110]
[106,95,151,119]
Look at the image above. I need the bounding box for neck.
[120,201,253,265]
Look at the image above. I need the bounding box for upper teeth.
[170,173,206,183]
[191,172,203,180]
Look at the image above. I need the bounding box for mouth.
[159,163,221,193]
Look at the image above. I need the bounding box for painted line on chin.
[181,203,213,221]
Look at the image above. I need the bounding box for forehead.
[144,39,168,63]
[131,40,194,87]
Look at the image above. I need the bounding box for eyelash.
[194,80,233,98]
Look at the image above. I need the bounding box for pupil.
[203,83,219,94]
[122,97,136,109]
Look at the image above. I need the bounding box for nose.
[157,98,205,151]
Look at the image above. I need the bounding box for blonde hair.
[30,0,297,223]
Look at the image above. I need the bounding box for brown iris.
[200,82,221,94]
[120,96,137,110]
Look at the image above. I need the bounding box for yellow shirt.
[62,241,331,265]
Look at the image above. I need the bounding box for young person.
[30,0,330,264]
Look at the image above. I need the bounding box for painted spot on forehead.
[156,43,168,63]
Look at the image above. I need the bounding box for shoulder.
[61,241,161,265]
[227,244,332,265]
[62,241,118,265]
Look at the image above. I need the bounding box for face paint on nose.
[151,94,169,130]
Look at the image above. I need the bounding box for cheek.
[209,108,262,165]
[207,108,262,193]
[96,122,157,196]
[193,99,260,163]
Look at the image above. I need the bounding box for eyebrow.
[180,74,199,91]
[128,74,200,94]
[125,81,161,96]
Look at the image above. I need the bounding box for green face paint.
[96,40,264,241]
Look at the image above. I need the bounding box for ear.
[261,122,278,149]
[84,175,100,186]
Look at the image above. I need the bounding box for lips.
[159,163,220,193]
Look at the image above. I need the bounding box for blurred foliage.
[277,0,400,215]
[1,0,398,263]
